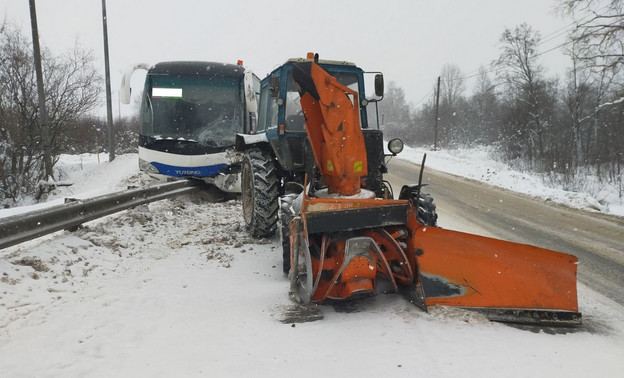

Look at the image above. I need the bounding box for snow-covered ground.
[1,151,623,377]
[0,154,146,218]
[398,145,624,217]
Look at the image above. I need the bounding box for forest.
[380,0,623,201]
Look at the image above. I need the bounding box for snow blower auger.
[284,56,581,326]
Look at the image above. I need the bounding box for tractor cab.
[244,53,387,196]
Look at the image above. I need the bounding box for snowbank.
[397,144,623,217]
[0,154,145,219]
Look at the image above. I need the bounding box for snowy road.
[1,154,624,377]
[387,158,624,306]
[2,191,623,377]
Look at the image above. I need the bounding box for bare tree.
[437,64,466,146]
[376,81,413,141]
[0,22,102,206]
[564,41,600,167]
[559,2,624,184]
[440,64,465,109]
[559,0,624,77]
[45,47,103,154]
[1,22,41,203]
[495,23,553,166]
[469,67,499,144]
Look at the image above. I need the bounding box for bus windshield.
[142,74,244,147]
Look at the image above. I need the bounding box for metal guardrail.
[0,180,199,250]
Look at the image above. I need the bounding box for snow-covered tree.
[0,22,102,206]
[495,23,557,168]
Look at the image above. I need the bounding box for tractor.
[235,53,581,326]
[235,53,436,272]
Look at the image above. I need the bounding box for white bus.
[120,60,259,192]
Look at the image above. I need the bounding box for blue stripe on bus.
[151,162,228,178]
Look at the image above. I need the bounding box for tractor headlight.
[388,138,404,155]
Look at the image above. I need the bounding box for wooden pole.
[28,0,53,179]
[433,76,441,151]
[101,0,115,161]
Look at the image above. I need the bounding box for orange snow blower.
[285,57,581,326]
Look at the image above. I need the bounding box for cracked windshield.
[144,75,243,146]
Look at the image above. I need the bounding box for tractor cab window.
[257,84,269,133]
[285,72,305,131]
[332,72,359,93]
[285,69,361,131]
[269,97,279,130]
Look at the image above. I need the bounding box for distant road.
[386,158,624,306]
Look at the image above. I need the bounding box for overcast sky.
[2,0,572,117]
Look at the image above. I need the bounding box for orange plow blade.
[411,226,581,325]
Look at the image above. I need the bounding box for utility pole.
[101,0,115,161]
[433,76,441,151]
[28,0,53,180]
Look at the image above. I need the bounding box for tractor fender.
[235,133,270,152]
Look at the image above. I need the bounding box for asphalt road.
[386,157,624,307]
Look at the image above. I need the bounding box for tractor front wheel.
[280,193,299,274]
[415,192,438,227]
[241,148,279,237]
[399,185,438,227]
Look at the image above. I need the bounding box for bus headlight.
[139,158,160,174]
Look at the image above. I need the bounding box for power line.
[442,23,583,84]
[412,87,435,107]
[448,7,611,83]
[410,4,619,105]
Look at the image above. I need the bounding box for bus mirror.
[120,75,132,104]
[119,63,150,104]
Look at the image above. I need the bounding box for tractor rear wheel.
[241,148,279,237]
